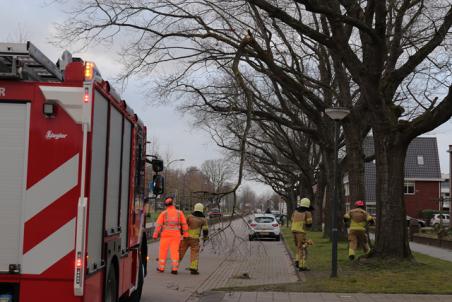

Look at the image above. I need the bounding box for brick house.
[344,137,442,218]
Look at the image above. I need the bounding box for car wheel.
[249,235,254,241]
[275,235,281,241]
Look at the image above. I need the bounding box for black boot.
[299,267,310,272]
[349,255,355,261]
[190,269,199,275]
[294,261,299,268]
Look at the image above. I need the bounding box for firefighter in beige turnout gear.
[343,200,374,260]
[291,198,314,271]
[179,203,209,274]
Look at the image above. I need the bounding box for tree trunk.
[312,167,326,231]
[286,190,296,227]
[323,143,347,240]
[343,123,366,203]
[372,133,412,259]
[300,178,314,201]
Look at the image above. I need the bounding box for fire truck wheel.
[128,258,144,302]
[105,265,118,302]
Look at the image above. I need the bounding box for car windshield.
[255,217,275,223]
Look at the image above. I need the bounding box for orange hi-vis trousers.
[158,235,181,272]
[153,206,189,272]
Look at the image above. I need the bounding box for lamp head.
[325,107,350,121]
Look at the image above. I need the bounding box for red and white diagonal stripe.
[22,154,79,275]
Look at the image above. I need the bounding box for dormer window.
[417,155,424,165]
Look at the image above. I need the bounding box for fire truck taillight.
[75,252,83,287]
[84,62,95,81]
[83,88,90,103]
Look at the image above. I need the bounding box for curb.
[281,231,306,282]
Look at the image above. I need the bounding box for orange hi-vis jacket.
[153,205,189,238]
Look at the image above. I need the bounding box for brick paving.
[196,219,298,292]
[141,217,298,301]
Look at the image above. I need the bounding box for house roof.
[363,136,442,204]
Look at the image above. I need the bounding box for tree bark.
[312,166,326,231]
[343,123,366,203]
[286,189,296,227]
[372,132,412,259]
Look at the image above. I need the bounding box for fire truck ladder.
[0,41,63,82]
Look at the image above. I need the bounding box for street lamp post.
[164,158,185,201]
[325,107,350,278]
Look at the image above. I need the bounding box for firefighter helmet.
[298,198,311,208]
[194,203,204,212]
[354,200,365,207]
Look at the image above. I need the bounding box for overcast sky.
[0,1,450,196]
[0,0,276,196]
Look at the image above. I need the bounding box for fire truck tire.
[127,259,144,302]
[105,265,118,302]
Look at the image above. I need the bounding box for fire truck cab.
[0,42,158,302]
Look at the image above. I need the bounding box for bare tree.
[55,0,452,259]
[201,159,234,193]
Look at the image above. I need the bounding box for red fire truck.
[0,42,163,302]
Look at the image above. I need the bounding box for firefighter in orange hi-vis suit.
[153,197,189,274]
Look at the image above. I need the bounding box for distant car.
[208,208,222,218]
[406,216,426,227]
[248,214,281,241]
[430,214,450,227]
[270,211,283,223]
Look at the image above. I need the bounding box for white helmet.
[194,203,204,212]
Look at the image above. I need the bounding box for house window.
[417,155,424,165]
[404,181,415,195]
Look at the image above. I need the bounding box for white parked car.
[248,214,281,241]
[430,214,450,227]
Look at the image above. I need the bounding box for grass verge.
[217,228,452,294]
[275,228,452,294]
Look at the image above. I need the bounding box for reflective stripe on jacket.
[291,210,312,233]
[153,205,189,238]
[344,208,374,231]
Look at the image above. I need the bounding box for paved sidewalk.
[196,219,297,292]
[196,292,452,302]
[140,217,298,302]
[409,241,452,262]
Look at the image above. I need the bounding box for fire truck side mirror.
[151,159,164,173]
[152,175,165,195]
